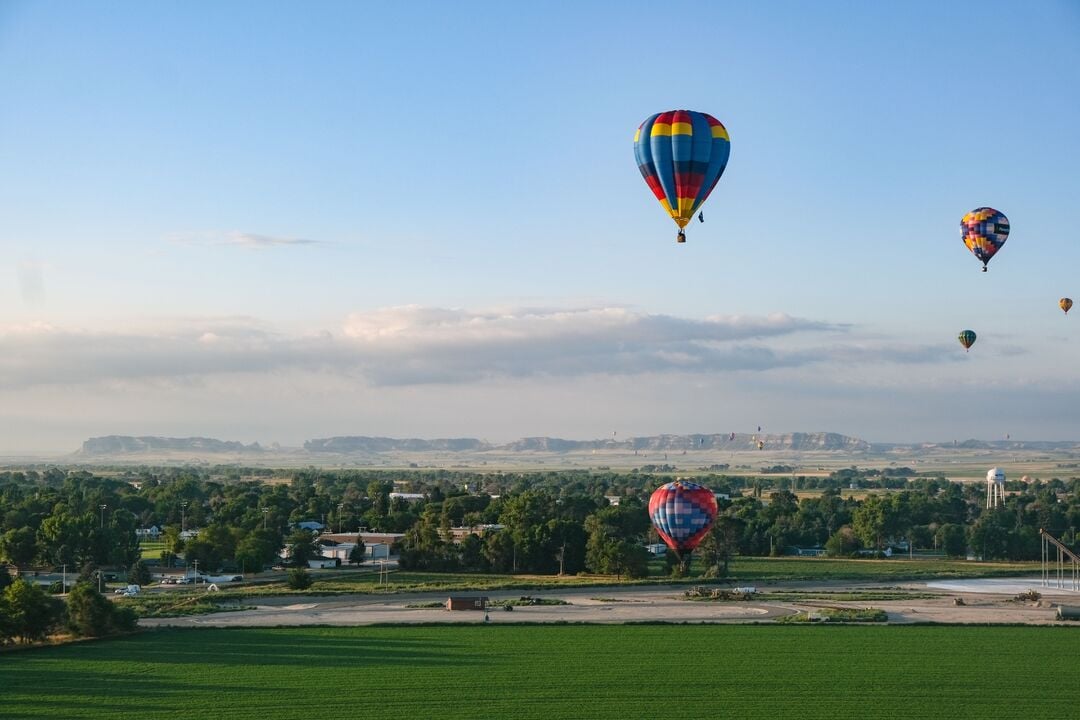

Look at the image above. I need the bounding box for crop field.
[2,625,1077,719]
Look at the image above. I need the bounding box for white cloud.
[168,230,322,249]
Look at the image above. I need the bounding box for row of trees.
[1,467,1078,578]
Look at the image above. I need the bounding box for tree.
[127,560,152,587]
[2,579,64,643]
[286,529,317,567]
[852,496,890,550]
[697,516,744,576]
[824,525,862,557]
[0,527,38,568]
[348,539,366,566]
[235,530,281,574]
[935,523,967,558]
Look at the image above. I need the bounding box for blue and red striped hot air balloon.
[648,480,718,558]
[634,110,730,243]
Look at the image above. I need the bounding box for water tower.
[986,467,1006,509]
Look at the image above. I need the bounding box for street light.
[100,504,108,529]
[337,503,345,534]
[262,507,269,530]
[181,502,189,533]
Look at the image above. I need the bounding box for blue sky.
[2,1,1079,452]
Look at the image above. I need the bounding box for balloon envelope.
[648,480,718,554]
[634,110,730,231]
[1061,298,1073,315]
[958,329,976,351]
[961,208,1009,270]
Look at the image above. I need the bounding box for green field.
[2,625,1077,719]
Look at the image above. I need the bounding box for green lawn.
[138,540,166,561]
[2,625,1077,719]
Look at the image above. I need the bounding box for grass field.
[233,557,1040,595]
[2,625,1078,719]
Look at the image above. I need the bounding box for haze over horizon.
[3,1,1079,454]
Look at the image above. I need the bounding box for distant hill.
[303,432,872,454]
[303,436,492,453]
[76,433,1079,459]
[77,436,264,456]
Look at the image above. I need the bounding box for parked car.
[176,577,193,584]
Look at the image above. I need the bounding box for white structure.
[986,467,1006,509]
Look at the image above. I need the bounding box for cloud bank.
[0,305,962,390]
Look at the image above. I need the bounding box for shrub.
[286,568,313,590]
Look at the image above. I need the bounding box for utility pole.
[193,559,199,586]
[181,501,188,533]
[338,503,345,534]
[62,564,67,595]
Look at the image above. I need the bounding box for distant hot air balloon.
[958,329,977,352]
[729,432,735,442]
[1061,298,1073,315]
[634,110,730,243]
[961,208,1009,271]
[757,440,764,451]
[648,480,718,561]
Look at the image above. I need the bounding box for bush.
[286,568,313,590]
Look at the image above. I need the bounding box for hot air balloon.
[634,110,730,243]
[961,208,1009,271]
[958,329,976,352]
[757,440,765,451]
[1061,298,1073,315]
[729,432,735,442]
[648,480,718,563]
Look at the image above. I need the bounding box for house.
[788,546,827,557]
[295,521,325,532]
[307,558,338,569]
[389,492,425,503]
[448,524,504,543]
[179,529,200,541]
[136,525,161,539]
[646,543,668,556]
[446,596,488,611]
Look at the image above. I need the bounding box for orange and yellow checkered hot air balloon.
[961,207,1009,272]
[634,110,730,243]
[1061,298,1073,316]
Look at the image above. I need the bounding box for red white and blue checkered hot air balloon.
[648,480,718,557]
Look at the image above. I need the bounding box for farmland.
[2,625,1077,719]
